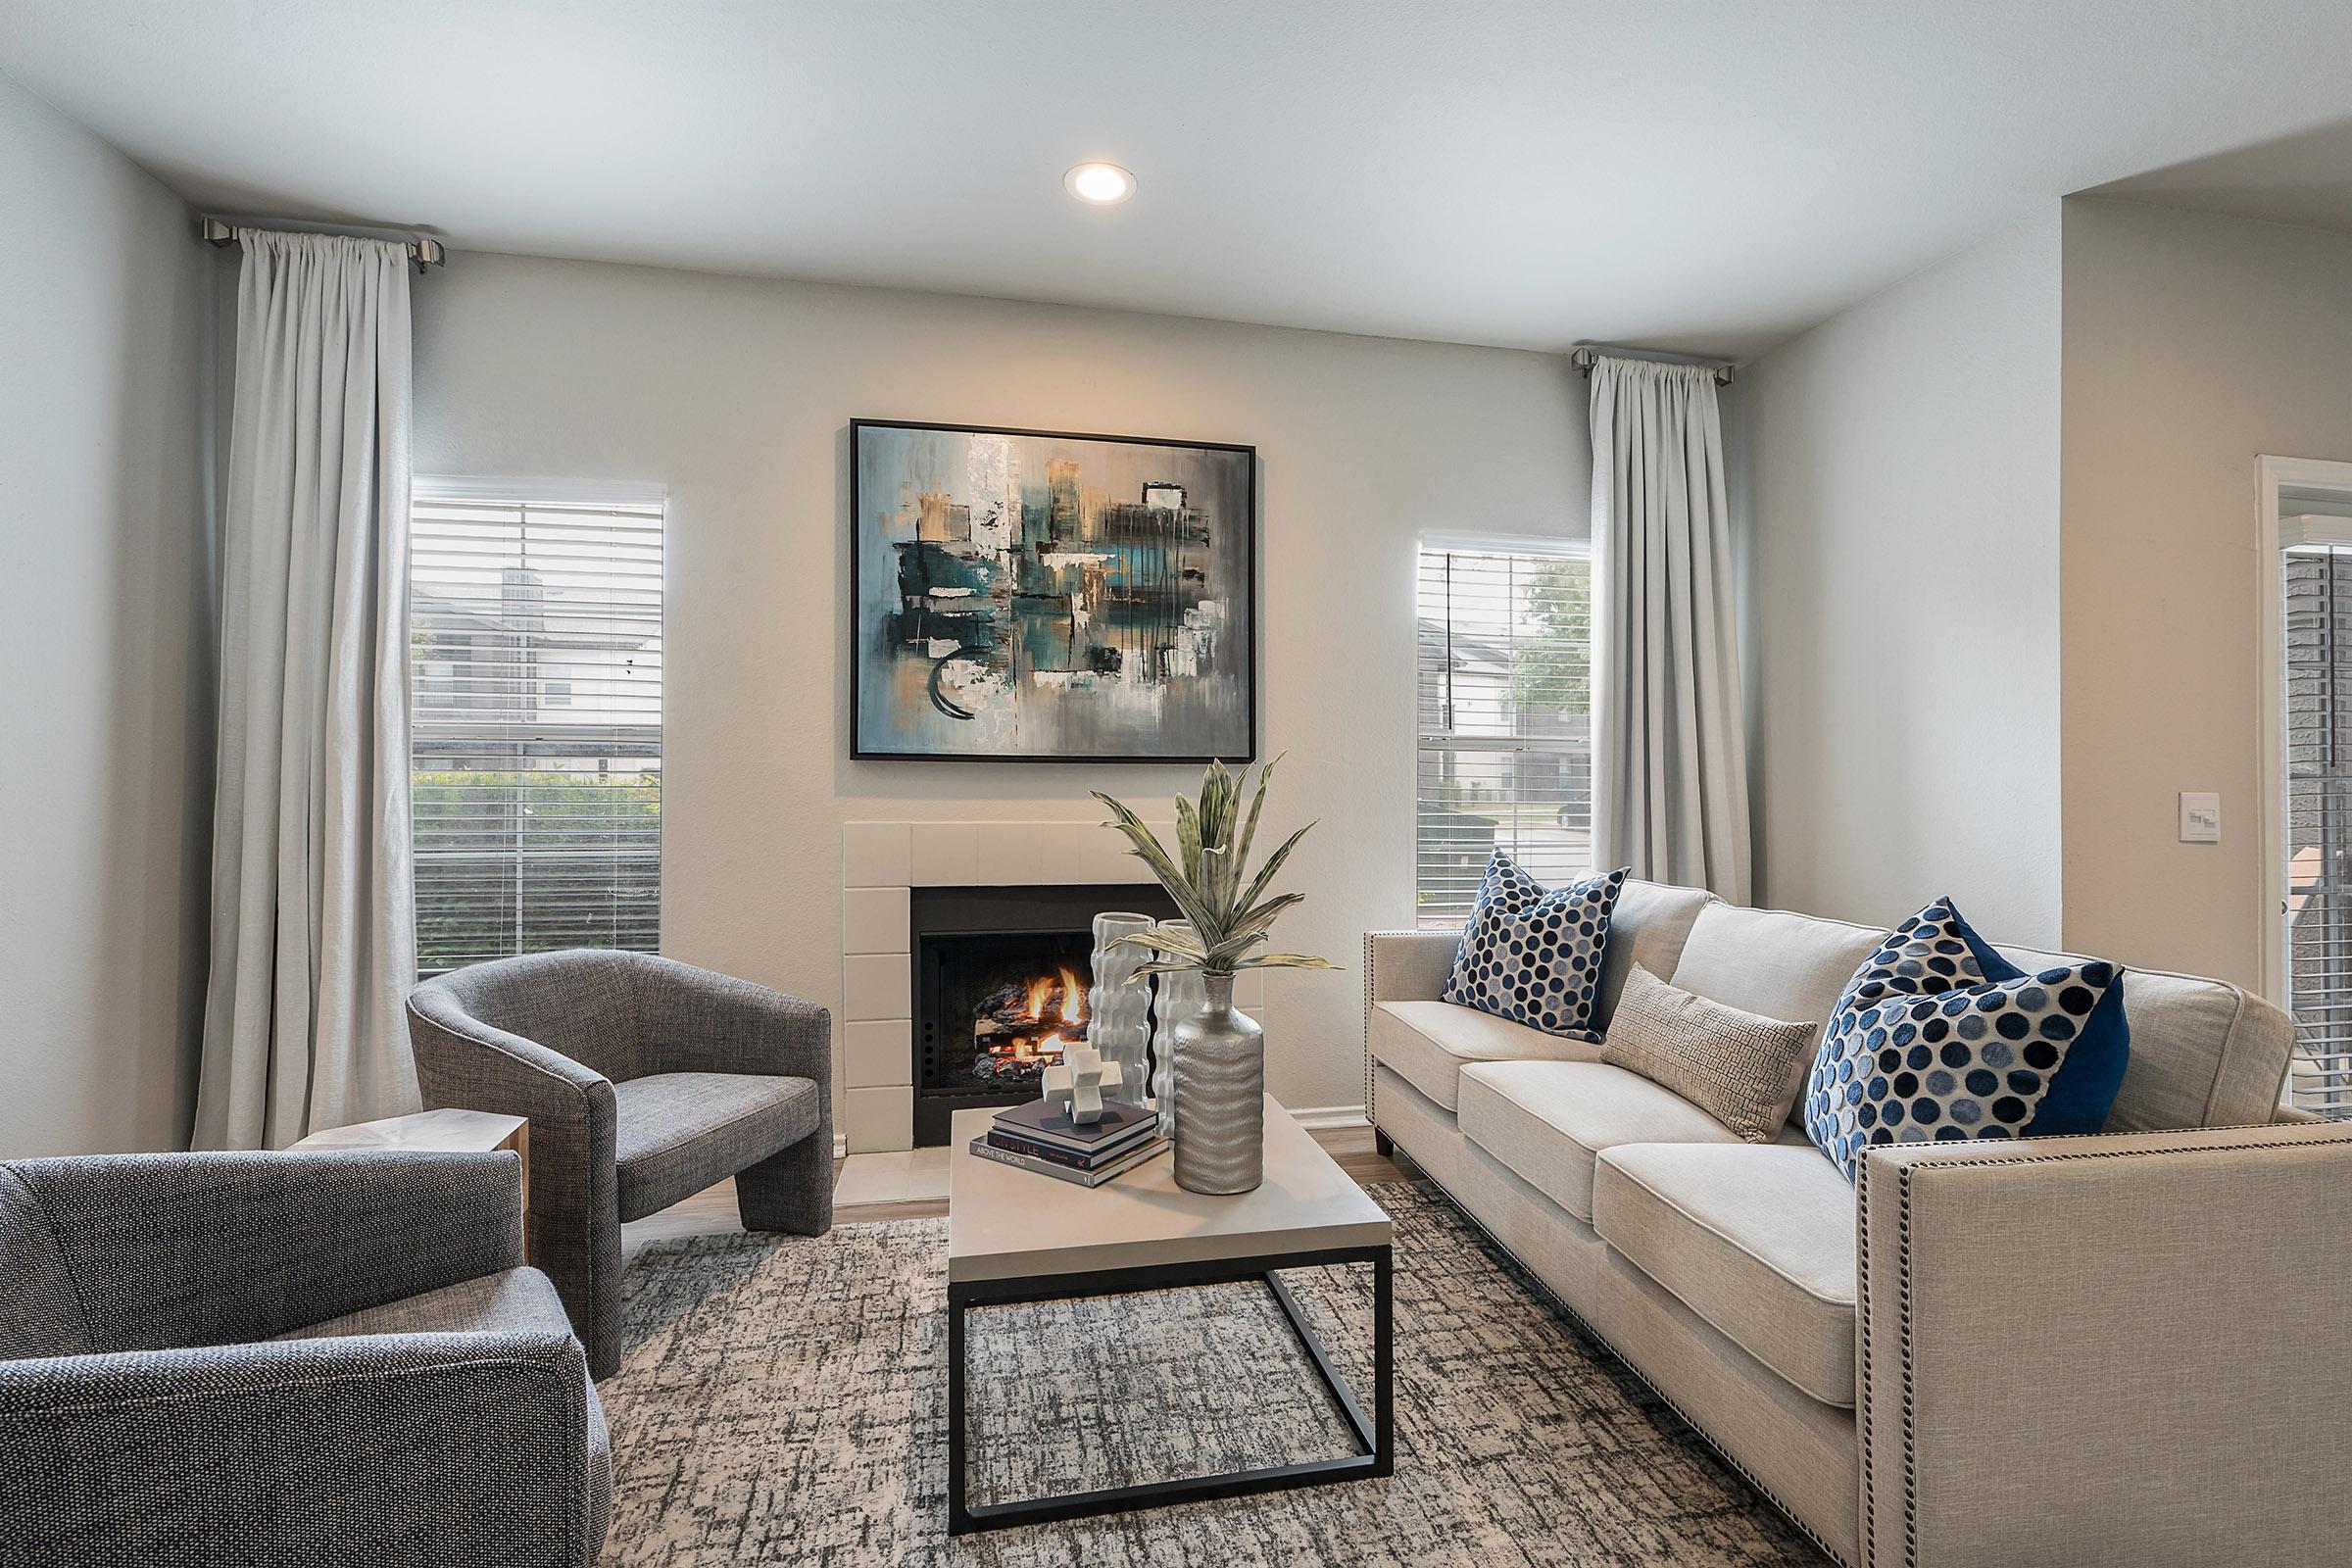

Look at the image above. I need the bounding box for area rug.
[601,1182,1826,1566]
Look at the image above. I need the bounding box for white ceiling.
[8,0,2352,357]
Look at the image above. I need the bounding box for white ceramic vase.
[1086,911,1155,1106]
[1149,919,1207,1141]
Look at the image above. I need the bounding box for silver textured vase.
[1149,920,1206,1141]
[1086,911,1155,1103]
[1169,973,1264,1195]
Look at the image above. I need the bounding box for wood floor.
[618,1124,1410,1262]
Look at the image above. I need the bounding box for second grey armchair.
[0,1149,608,1568]
[405,950,834,1377]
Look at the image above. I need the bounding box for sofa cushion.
[1670,902,1886,1056]
[274,1265,571,1342]
[1370,1001,1603,1113]
[1458,1059,1757,1223]
[614,1071,821,1220]
[1996,945,2291,1132]
[1595,880,1718,1028]
[1443,854,1628,1040]
[1602,964,1820,1142]
[1593,1144,1859,1407]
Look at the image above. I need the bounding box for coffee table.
[946,1095,1392,1534]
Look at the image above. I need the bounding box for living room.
[4,3,2349,1564]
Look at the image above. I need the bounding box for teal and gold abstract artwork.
[851,420,1256,761]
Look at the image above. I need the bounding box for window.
[2279,497,2352,1118]
[1415,538,1592,926]
[410,480,664,976]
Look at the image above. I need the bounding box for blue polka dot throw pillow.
[1804,897,2132,1181]
[1442,853,1630,1040]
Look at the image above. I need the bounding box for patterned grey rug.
[602,1183,1825,1566]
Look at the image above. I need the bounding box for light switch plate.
[2180,792,2221,844]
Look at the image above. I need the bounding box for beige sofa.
[1365,881,2348,1568]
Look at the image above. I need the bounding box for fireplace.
[910,882,1178,1145]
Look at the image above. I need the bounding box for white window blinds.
[1415,541,1593,927]
[2282,523,2352,1117]
[410,481,664,977]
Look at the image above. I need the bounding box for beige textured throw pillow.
[1601,964,1819,1143]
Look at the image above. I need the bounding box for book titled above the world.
[991,1098,1155,1152]
[969,1135,1167,1188]
[985,1124,1154,1170]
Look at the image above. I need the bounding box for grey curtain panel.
[1588,356,1752,904]
[196,231,419,1149]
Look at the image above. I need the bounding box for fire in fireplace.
[910,883,1179,1145]
[972,962,1091,1086]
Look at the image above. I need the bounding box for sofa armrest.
[633,956,833,1089]
[1857,1121,2352,1568]
[1364,928,1460,1005]
[1363,929,1461,1121]
[0,1330,599,1568]
[0,1151,523,1352]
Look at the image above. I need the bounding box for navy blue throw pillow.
[1804,898,2131,1181]
[1443,853,1629,1040]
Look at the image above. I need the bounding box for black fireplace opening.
[911,882,1179,1146]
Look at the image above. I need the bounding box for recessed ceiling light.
[1064,162,1136,205]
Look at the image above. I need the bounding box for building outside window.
[1414,536,1592,927]
[409,479,665,976]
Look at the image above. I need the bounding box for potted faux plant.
[1094,757,1332,1194]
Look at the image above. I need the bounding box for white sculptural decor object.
[1088,911,1156,1103]
[1043,1044,1124,1126]
[1150,919,1206,1141]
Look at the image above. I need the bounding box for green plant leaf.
[1173,797,1202,887]
[1219,890,1304,950]
[1199,760,1235,852]
[1092,792,1221,932]
[1199,843,1237,927]
[1234,952,1340,970]
[1231,753,1282,890]
[1131,959,1214,978]
[1234,821,1314,915]
[1108,928,1206,960]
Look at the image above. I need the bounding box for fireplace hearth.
[911,883,1178,1145]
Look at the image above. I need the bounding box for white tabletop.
[948,1095,1392,1284]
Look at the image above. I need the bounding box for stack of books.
[970,1099,1166,1187]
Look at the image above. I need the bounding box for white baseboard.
[832,1134,848,1158]
[1289,1103,1369,1131]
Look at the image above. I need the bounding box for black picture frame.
[849,417,1259,763]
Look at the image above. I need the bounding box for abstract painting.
[851,420,1256,761]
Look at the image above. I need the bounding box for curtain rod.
[1571,345,1735,387]
[200,215,446,274]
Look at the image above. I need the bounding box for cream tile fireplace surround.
[838,818,1268,1152]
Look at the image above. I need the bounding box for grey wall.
[1740,209,2065,941]
[2060,199,2352,990]
[412,253,1589,1117]
[0,73,214,1155]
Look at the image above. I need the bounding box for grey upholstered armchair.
[406,949,833,1378]
[0,1149,609,1568]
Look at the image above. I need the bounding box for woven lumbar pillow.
[1600,963,1819,1142]
[1804,897,2132,1181]
[1442,853,1629,1040]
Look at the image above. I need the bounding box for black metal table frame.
[946,1242,1393,1534]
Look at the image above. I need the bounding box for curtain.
[194,231,418,1149]
[1588,355,1752,904]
